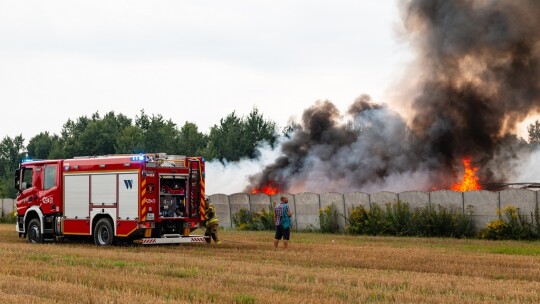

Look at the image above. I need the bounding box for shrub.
[346,204,385,235]
[251,208,275,231]
[411,203,475,238]
[232,208,252,230]
[454,205,476,238]
[347,201,475,238]
[319,204,339,233]
[480,205,539,240]
[232,207,275,231]
[0,210,16,224]
[384,201,412,236]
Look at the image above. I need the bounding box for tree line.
[3,112,540,199]
[0,109,279,198]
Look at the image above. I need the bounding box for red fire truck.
[14,153,207,246]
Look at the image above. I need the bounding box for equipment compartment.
[159,175,187,218]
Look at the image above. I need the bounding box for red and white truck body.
[14,153,207,245]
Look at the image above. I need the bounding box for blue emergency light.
[130,155,146,161]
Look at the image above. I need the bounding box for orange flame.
[251,181,281,196]
[451,157,482,192]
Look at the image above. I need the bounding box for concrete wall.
[202,189,540,232]
[294,193,320,230]
[343,192,370,220]
[370,191,398,205]
[210,194,231,228]
[249,193,271,213]
[320,192,345,232]
[464,190,500,228]
[3,189,539,232]
[398,191,429,210]
[499,189,537,223]
[1,199,15,217]
[229,193,250,218]
[430,190,464,211]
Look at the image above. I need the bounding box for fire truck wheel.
[94,218,114,246]
[27,218,43,244]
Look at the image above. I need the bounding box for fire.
[451,157,481,192]
[251,181,281,195]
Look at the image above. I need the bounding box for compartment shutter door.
[119,173,138,219]
[91,174,117,205]
[64,175,90,218]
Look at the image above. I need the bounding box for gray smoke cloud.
[248,0,540,193]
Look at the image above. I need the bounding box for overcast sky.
[0,0,412,141]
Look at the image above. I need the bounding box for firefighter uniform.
[204,203,221,244]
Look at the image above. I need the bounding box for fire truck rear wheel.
[94,218,114,246]
[27,218,43,244]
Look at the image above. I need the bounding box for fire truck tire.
[94,218,114,246]
[27,218,43,244]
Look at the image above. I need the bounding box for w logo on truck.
[124,180,134,189]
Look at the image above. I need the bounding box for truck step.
[162,234,182,238]
[136,235,208,245]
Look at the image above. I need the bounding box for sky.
[0,0,411,141]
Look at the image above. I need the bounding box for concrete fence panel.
[249,193,271,213]
[499,189,537,222]
[344,192,370,217]
[294,192,320,230]
[370,191,398,206]
[398,191,429,209]
[1,199,14,216]
[464,190,499,229]
[229,193,250,226]
[209,194,231,228]
[429,190,464,211]
[320,192,345,231]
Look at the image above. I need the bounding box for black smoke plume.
[249,0,540,193]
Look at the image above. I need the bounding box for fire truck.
[14,153,207,246]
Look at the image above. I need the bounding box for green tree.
[177,122,208,156]
[528,120,540,145]
[205,108,277,162]
[205,111,244,161]
[27,132,55,159]
[136,110,179,153]
[59,112,133,157]
[60,115,91,157]
[0,135,25,198]
[115,125,145,154]
[78,112,132,156]
[243,108,277,158]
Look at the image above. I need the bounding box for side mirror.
[14,168,21,191]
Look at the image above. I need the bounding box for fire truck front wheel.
[27,218,44,244]
[94,218,114,246]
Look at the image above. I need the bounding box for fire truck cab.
[14,153,207,246]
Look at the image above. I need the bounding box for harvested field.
[0,224,540,303]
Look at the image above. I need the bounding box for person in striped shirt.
[274,196,293,249]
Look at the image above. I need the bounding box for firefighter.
[203,197,221,244]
